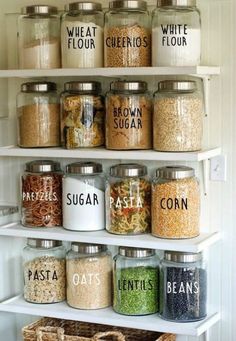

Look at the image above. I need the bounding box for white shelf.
[0,223,220,253]
[0,146,221,162]
[0,295,220,337]
[0,66,220,78]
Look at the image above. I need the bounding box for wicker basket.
[22,318,176,341]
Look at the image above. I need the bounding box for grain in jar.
[21,160,63,228]
[153,80,203,152]
[61,81,105,149]
[17,82,60,148]
[152,166,200,239]
[104,1,151,67]
[106,164,151,235]
[23,239,66,304]
[106,81,152,150]
[66,243,112,309]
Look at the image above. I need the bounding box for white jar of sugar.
[63,162,105,231]
[152,0,201,66]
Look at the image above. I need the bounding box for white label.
[152,25,201,66]
[63,177,105,231]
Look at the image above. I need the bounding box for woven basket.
[22,318,176,341]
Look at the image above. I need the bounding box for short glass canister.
[160,251,207,322]
[152,166,200,239]
[113,247,159,315]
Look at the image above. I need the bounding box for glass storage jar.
[18,5,61,69]
[66,243,112,309]
[63,162,105,231]
[160,251,207,322]
[17,82,60,148]
[104,0,151,67]
[60,81,105,149]
[21,160,63,228]
[113,247,159,316]
[61,2,104,68]
[152,166,200,239]
[23,239,66,304]
[106,164,151,235]
[153,80,203,152]
[152,0,201,66]
[106,81,152,150]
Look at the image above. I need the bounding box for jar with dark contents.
[60,81,105,149]
[21,160,63,228]
[160,251,207,322]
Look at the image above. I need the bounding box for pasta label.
[27,268,58,281]
[110,196,143,209]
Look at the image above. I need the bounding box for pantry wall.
[0,0,234,340]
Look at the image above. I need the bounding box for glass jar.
[61,81,105,149]
[106,164,151,235]
[18,5,61,69]
[66,243,112,309]
[113,247,159,316]
[17,82,60,148]
[106,81,152,150]
[104,0,151,67]
[21,160,63,228]
[23,239,66,304]
[153,80,203,152]
[160,251,207,322]
[61,2,104,68]
[152,0,201,66]
[152,166,200,239]
[63,162,105,231]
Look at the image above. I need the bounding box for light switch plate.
[210,155,227,182]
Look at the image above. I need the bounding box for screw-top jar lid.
[119,247,155,258]
[156,166,195,179]
[157,0,196,7]
[109,0,147,10]
[164,251,202,263]
[110,81,147,92]
[66,1,102,12]
[71,242,107,254]
[25,160,61,173]
[158,80,197,92]
[66,162,103,175]
[64,81,101,93]
[110,164,147,177]
[21,82,57,93]
[27,239,62,249]
[22,5,58,15]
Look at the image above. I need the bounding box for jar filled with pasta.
[60,81,105,149]
[106,164,151,235]
[21,160,63,228]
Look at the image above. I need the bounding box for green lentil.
[113,266,159,315]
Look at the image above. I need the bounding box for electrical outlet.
[210,155,227,182]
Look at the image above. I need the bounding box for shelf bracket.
[202,76,211,117]
[202,159,210,196]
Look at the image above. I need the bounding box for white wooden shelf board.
[0,146,222,162]
[0,295,220,337]
[0,66,220,78]
[0,223,220,252]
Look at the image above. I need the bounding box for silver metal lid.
[71,243,107,254]
[66,1,102,12]
[156,166,195,179]
[110,81,147,92]
[64,81,101,93]
[110,164,147,178]
[158,80,197,92]
[0,206,18,217]
[22,5,58,15]
[66,162,103,175]
[164,251,202,263]
[21,82,57,93]
[25,160,61,173]
[157,0,196,7]
[27,239,62,249]
[109,0,147,10]
[119,247,155,258]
